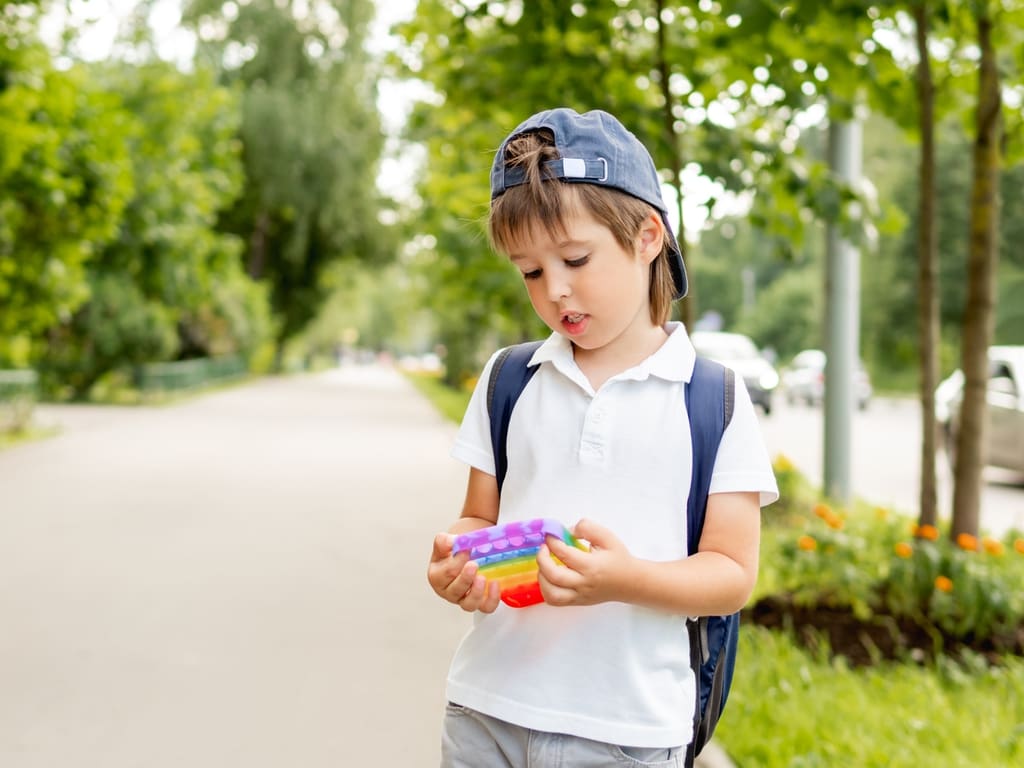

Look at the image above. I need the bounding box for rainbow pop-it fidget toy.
[452,518,588,608]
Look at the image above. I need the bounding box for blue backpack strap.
[486,341,544,494]
[684,357,735,555]
[684,356,737,761]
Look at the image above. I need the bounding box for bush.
[753,463,1024,661]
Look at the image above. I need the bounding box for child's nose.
[546,273,571,302]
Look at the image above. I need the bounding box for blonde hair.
[489,130,675,325]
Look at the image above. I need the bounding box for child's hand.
[427,532,501,613]
[537,519,635,607]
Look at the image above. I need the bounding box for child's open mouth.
[561,313,588,335]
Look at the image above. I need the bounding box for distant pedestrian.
[427,107,778,767]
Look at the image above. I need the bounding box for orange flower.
[983,538,1005,556]
[934,575,954,593]
[956,533,979,552]
[813,503,832,520]
[797,535,818,552]
[1015,539,1024,555]
[824,512,845,530]
[914,524,940,541]
[894,542,913,559]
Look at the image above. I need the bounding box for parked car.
[937,345,1024,474]
[780,349,873,410]
[691,331,779,414]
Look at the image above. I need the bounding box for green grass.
[404,370,472,423]
[719,626,1024,767]
[0,426,59,451]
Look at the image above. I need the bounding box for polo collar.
[528,321,697,386]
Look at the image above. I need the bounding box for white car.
[937,345,1024,474]
[691,331,779,415]
[781,349,872,410]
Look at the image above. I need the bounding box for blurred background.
[1,0,1021,392]
[2,3,1024,766]
[4,0,1022,526]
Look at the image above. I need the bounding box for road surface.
[1,365,472,767]
[760,396,1024,536]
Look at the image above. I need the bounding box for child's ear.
[636,212,665,265]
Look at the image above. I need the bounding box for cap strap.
[502,157,608,188]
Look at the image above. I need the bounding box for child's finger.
[537,565,576,606]
[544,534,589,572]
[427,540,470,594]
[456,571,489,612]
[442,560,479,603]
[430,532,455,562]
[478,579,501,613]
[537,543,582,588]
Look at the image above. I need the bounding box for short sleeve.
[708,376,779,506]
[450,349,502,476]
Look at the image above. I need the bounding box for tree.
[911,2,941,529]
[393,1,839,383]
[182,0,389,365]
[751,0,1022,535]
[40,61,269,396]
[395,0,636,384]
[0,46,133,367]
[951,0,1003,538]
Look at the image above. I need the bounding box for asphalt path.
[760,396,1024,536]
[0,365,472,767]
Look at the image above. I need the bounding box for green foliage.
[763,489,1024,650]
[393,0,863,381]
[718,627,1024,767]
[183,0,390,357]
[393,1,1024,384]
[886,530,1024,642]
[0,61,133,365]
[35,61,269,397]
[737,268,824,359]
[299,261,434,360]
[43,272,178,398]
[699,106,1024,382]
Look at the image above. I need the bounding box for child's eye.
[566,256,590,268]
[522,269,542,280]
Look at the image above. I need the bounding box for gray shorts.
[440,702,686,767]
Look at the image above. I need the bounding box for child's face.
[507,206,662,355]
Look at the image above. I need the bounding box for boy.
[427,108,778,767]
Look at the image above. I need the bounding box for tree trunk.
[912,3,940,529]
[952,7,1002,539]
[248,209,269,280]
[653,0,693,328]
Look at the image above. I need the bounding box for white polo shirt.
[447,322,778,748]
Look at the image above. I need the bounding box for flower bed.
[751,455,1024,664]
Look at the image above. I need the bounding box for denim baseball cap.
[490,108,688,299]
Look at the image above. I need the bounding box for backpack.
[485,341,737,759]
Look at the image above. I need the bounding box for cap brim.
[661,212,688,299]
